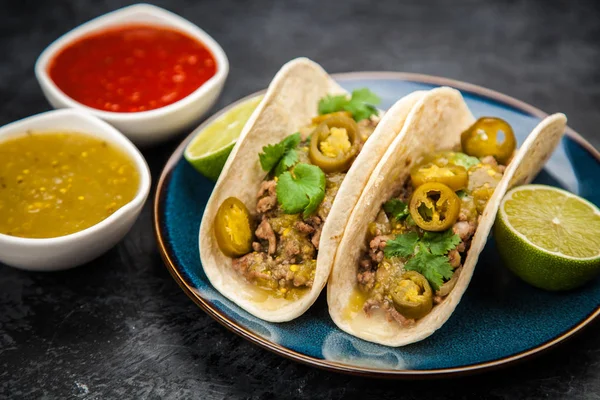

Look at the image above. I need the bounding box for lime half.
[494,184,600,291]
[185,95,263,181]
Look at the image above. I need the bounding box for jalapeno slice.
[309,115,359,173]
[409,182,460,231]
[311,111,353,125]
[214,197,254,257]
[460,117,516,164]
[391,271,433,320]
[410,162,468,191]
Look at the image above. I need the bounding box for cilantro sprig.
[276,163,326,218]
[383,199,409,221]
[259,133,301,176]
[383,229,461,291]
[405,246,454,291]
[318,88,381,121]
[422,230,461,256]
[384,232,419,258]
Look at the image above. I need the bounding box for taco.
[199,58,425,322]
[327,86,567,346]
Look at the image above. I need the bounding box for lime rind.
[184,95,263,181]
[185,142,235,182]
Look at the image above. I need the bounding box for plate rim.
[153,71,600,378]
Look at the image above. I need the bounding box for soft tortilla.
[327,86,567,346]
[199,57,424,322]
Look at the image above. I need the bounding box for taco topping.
[461,117,516,164]
[214,197,254,257]
[309,115,360,172]
[215,89,381,298]
[357,117,515,325]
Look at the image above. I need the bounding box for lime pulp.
[184,95,263,181]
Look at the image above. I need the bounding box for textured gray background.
[1,0,599,399]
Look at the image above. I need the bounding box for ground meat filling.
[233,117,379,295]
[255,219,276,255]
[232,181,322,293]
[256,180,277,213]
[356,159,502,324]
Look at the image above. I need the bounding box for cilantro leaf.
[343,89,381,121]
[318,94,349,115]
[303,184,325,218]
[383,232,419,258]
[349,88,381,105]
[404,248,454,291]
[274,149,298,177]
[405,214,416,227]
[259,143,286,172]
[259,133,301,174]
[421,230,461,256]
[451,153,480,170]
[317,88,381,122]
[350,104,379,122]
[276,163,325,216]
[281,132,302,149]
[383,199,409,221]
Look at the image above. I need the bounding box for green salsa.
[0,131,139,238]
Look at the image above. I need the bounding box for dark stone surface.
[1,0,599,398]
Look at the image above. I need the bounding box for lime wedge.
[185,95,263,181]
[494,184,600,291]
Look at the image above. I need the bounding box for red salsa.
[48,24,217,113]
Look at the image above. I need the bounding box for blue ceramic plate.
[154,73,600,377]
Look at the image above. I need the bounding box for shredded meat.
[311,226,322,250]
[363,296,414,327]
[305,215,322,227]
[370,235,388,251]
[368,235,388,263]
[384,303,415,326]
[453,221,475,242]
[371,250,384,263]
[255,220,276,255]
[481,155,506,173]
[357,269,376,290]
[363,298,380,315]
[283,240,300,258]
[360,258,373,270]
[433,295,444,305]
[480,155,497,166]
[252,242,262,252]
[256,180,277,213]
[256,196,276,213]
[453,221,475,254]
[448,249,461,268]
[263,261,313,288]
[232,253,271,281]
[258,180,277,197]
[295,221,315,234]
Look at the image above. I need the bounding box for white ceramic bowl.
[0,109,151,271]
[35,3,229,146]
